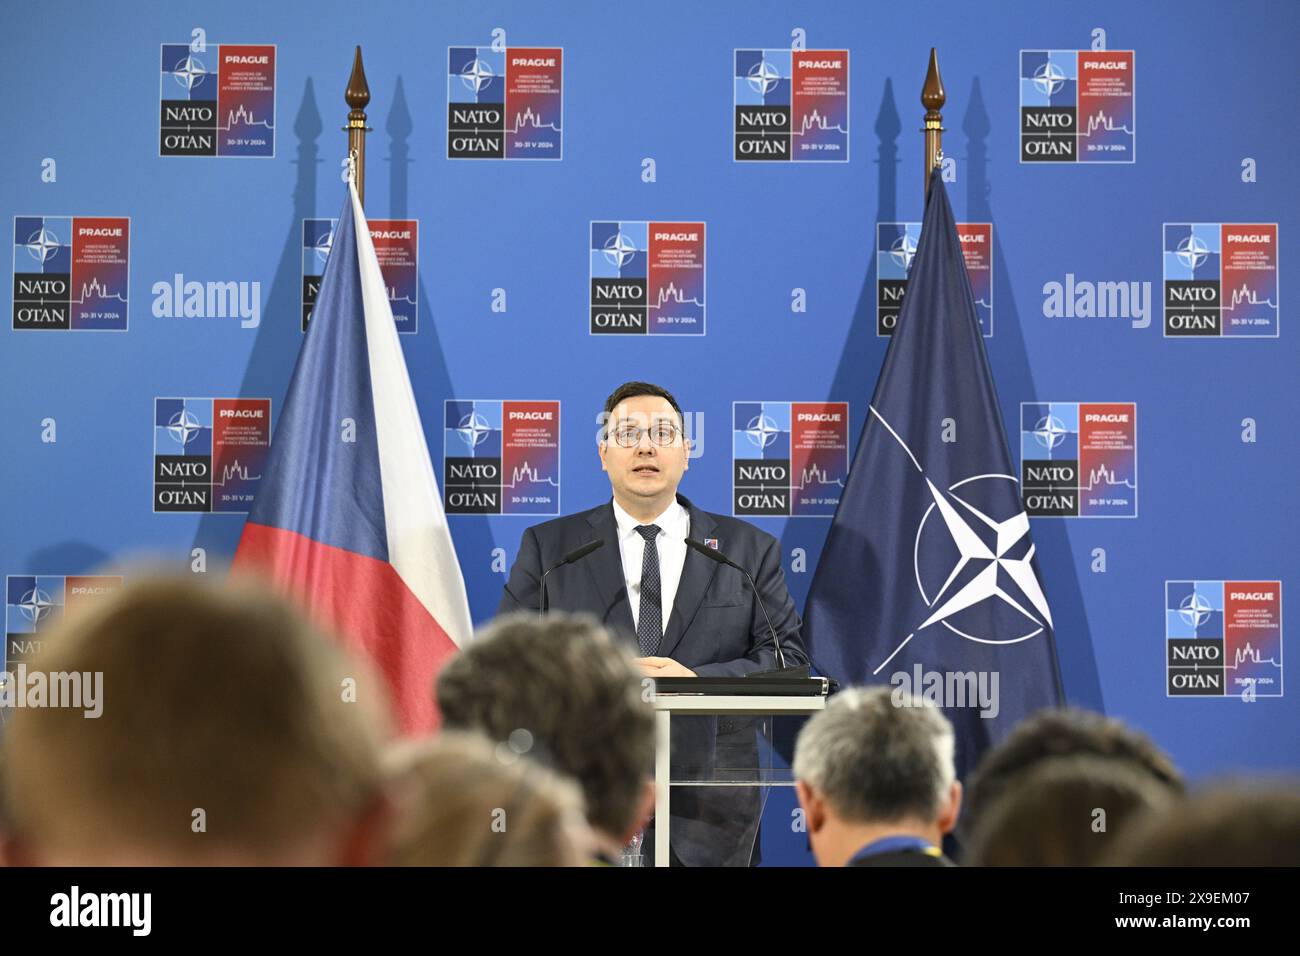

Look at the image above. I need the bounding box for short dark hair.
[436,613,654,840]
[961,708,1184,843]
[1107,782,1300,867]
[601,381,684,436]
[963,755,1177,866]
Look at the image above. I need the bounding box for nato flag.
[803,170,1064,780]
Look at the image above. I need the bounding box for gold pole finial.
[922,48,946,201]
[345,46,372,207]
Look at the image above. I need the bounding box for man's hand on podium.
[636,657,696,678]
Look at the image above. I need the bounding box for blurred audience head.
[385,731,592,866]
[1,575,392,866]
[963,754,1177,866]
[793,686,961,866]
[1107,781,1300,866]
[436,612,655,858]
[961,707,1184,845]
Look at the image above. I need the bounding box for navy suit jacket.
[498,493,809,865]
[498,494,807,673]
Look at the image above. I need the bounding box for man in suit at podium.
[499,381,809,866]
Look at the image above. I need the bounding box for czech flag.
[234,182,472,734]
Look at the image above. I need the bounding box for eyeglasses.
[610,423,681,447]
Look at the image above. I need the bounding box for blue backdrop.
[3,0,1297,864]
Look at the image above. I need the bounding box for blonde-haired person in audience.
[385,732,594,866]
[2,575,392,866]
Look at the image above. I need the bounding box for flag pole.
[922,48,945,202]
[344,46,372,208]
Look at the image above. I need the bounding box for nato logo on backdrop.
[153,398,271,513]
[877,222,992,336]
[12,216,129,331]
[1166,580,1283,698]
[1020,50,1134,163]
[160,42,276,157]
[733,48,849,161]
[302,218,419,332]
[5,575,123,673]
[448,46,563,159]
[1163,224,1279,337]
[1020,402,1137,517]
[444,400,560,515]
[590,222,706,335]
[732,402,848,517]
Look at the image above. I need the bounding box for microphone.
[684,537,801,675]
[539,539,605,613]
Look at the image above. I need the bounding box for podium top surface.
[651,676,830,713]
[652,675,829,696]
[651,694,827,713]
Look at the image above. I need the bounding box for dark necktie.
[635,524,663,656]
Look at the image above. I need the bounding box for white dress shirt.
[611,498,690,638]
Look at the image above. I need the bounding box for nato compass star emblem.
[1032,61,1066,97]
[460,58,495,94]
[18,587,54,626]
[889,233,918,271]
[602,232,638,269]
[745,415,781,449]
[457,412,493,450]
[1176,235,1210,271]
[167,409,204,446]
[747,59,782,95]
[25,228,62,264]
[868,405,1054,676]
[313,229,335,266]
[171,54,208,91]
[1032,416,1069,451]
[1178,592,1214,629]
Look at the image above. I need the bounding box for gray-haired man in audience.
[793,686,961,867]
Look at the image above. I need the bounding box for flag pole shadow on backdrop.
[190,78,322,565]
[387,74,498,631]
[962,75,1103,713]
[768,77,900,770]
[766,77,904,862]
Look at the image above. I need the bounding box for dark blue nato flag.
[803,170,1064,780]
